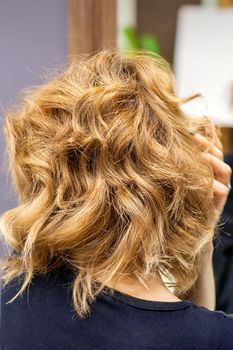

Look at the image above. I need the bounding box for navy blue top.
[1,265,233,350]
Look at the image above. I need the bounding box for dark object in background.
[213,154,233,314]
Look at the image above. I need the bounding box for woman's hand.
[194,132,232,228]
[186,129,232,310]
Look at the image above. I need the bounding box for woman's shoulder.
[187,302,233,344]
[2,268,233,349]
[189,301,233,323]
[1,264,75,316]
[1,272,233,350]
[0,265,76,349]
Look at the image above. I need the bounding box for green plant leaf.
[139,34,160,53]
[122,26,139,49]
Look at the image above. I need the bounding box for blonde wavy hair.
[1,50,217,318]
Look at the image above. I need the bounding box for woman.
[1,50,232,349]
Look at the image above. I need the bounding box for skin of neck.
[104,271,181,302]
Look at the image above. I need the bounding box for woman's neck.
[103,272,181,302]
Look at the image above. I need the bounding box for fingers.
[201,152,232,185]
[213,179,230,200]
[214,135,223,152]
[212,179,230,216]
[210,179,230,226]
[193,130,231,226]
[193,132,231,186]
[193,133,223,161]
[203,123,223,151]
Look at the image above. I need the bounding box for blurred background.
[0,0,233,313]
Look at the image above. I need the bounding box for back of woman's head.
[0,50,216,317]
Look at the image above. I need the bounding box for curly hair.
[0,50,216,318]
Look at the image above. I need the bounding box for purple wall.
[0,0,68,254]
